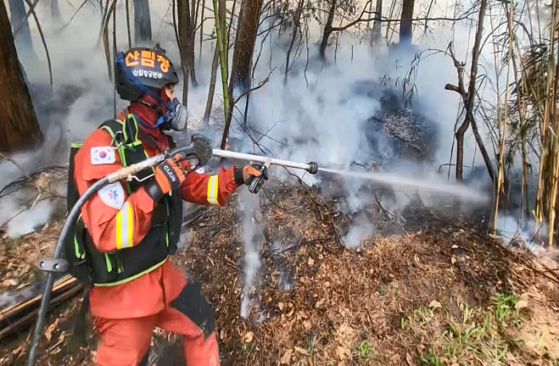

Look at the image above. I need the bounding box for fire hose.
[26,134,318,366]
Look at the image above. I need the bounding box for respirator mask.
[153,97,188,132]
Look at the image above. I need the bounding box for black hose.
[26,178,109,366]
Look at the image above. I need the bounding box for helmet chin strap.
[139,98,163,115]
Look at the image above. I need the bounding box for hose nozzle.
[307,162,318,174]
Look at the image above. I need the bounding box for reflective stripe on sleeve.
[116,201,134,249]
[207,175,220,205]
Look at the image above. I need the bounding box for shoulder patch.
[98,183,125,210]
[91,147,116,165]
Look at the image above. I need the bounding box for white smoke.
[237,188,263,319]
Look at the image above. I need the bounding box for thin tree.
[285,0,304,83]
[370,0,382,48]
[445,0,489,182]
[229,0,264,93]
[0,0,43,152]
[177,0,193,106]
[49,0,61,21]
[203,44,220,123]
[399,0,415,45]
[133,0,151,44]
[7,0,35,61]
[221,0,264,148]
[319,0,372,60]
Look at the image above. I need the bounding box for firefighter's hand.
[243,163,268,185]
[145,157,186,201]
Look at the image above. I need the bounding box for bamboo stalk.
[535,0,559,247]
[489,6,503,230]
[212,0,230,126]
[125,0,132,47]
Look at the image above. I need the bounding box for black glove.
[234,163,268,193]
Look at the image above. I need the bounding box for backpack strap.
[98,116,155,192]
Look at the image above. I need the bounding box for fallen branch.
[0,280,82,341]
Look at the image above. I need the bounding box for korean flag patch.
[91,147,116,165]
[98,183,125,209]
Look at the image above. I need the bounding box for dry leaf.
[303,320,312,331]
[515,300,529,310]
[2,279,17,287]
[280,349,293,364]
[308,257,315,266]
[451,256,456,264]
[279,302,285,311]
[429,300,442,309]
[244,332,254,343]
[295,346,309,355]
[45,319,60,342]
[336,346,350,360]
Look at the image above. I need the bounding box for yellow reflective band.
[116,202,134,249]
[207,175,219,205]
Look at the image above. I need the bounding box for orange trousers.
[95,306,219,366]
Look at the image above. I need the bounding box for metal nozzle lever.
[249,157,271,194]
[172,134,213,166]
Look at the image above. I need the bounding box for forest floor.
[1,182,559,366]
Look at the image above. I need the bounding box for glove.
[145,156,186,201]
[234,163,268,186]
[234,163,268,194]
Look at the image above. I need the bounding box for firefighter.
[71,44,265,366]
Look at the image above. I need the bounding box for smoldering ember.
[1,0,559,365]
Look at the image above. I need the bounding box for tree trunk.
[399,0,415,45]
[133,0,152,44]
[0,0,42,153]
[319,0,336,60]
[50,0,61,21]
[229,0,264,93]
[221,0,263,148]
[203,44,220,124]
[177,0,192,106]
[370,0,382,48]
[189,0,199,86]
[7,0,35,61]
[198,0,205,65]
[285,0,304,83]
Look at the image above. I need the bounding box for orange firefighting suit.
[74,113,240,366]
